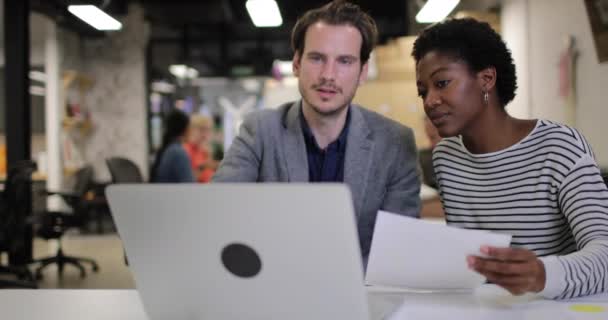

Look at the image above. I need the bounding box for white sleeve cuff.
[538,255,567,299]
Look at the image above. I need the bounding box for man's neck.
[301,103,349,150]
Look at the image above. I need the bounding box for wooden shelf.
[62,117,93,136]
[63,70,94,92]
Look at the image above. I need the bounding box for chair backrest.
[72,165,94,195]
[0,161,36,252]
[55,165,95,210]
[106,157,144,183]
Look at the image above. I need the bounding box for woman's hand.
[467,245,546,295]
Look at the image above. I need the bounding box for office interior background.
[1,0,607,288]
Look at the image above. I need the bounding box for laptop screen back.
[107,184,369,320]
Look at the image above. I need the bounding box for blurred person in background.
[183,115,217,183]
[150,109,195,183]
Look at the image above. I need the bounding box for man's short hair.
[291,0,378,64]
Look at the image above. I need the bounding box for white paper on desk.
[366,211,512,290]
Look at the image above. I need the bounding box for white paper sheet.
[365,211,512,290]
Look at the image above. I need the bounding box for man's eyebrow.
[305,51,324,56]
[337,54,358,60]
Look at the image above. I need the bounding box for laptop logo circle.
[221,243,262,278]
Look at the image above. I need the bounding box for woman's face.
[416,51,486,138]
[189,126,211,144]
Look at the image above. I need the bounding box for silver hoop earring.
[483,91,489,105]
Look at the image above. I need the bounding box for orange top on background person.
[183,115,217,183]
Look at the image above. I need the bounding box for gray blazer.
[213,101,420,256]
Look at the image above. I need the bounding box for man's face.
[293,22,368,118]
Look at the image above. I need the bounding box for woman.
[151,109,195,183]
[183,115,217,183]
[412,18,608,299]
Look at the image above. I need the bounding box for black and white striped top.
[433,120,608,299]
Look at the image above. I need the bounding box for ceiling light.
[169,64,199,79]
[272,59,293,76]
[151,81,176,94]
[416,0,460,23]
[29,86,46,97]
[246,0,282,27]
[68,5,122,31]
[29,70,47,83]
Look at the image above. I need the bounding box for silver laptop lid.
[107,184,369,320]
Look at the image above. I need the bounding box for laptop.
[106,184,370,320]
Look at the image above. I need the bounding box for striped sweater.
[433,120,608,299]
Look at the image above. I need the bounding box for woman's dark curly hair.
[150,109,190,181]
[412,18,517,108]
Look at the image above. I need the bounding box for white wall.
[80,4,149,181]
[502,0,608,167]
[30,13,48,66]
[0,4,149,182]
[501,0,531,119]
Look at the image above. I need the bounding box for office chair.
[0,161,37,288]
[32,165,100,279]
[105,157,144,266]
[105,157,144,183]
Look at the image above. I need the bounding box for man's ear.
[476,66,497,92]
[292,52,301,77]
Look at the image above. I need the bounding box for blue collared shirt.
[300,109,350,182]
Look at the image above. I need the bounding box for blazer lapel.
[281,101,309,182]
[343,106,374,217]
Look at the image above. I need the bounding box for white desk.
[0,289,148,320]
[1,286,606,320]
[368,285,608,320]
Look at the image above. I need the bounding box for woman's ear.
[477,66,497,92]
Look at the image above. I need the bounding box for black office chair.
[32,165,100,279]
[106,157,144,183]
[0,161,37,288]
[105,157,145,266]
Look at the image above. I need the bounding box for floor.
[2,234,136,289]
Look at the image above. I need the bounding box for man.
[213,0,420,258]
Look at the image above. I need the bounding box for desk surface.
[1,286,606,320]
